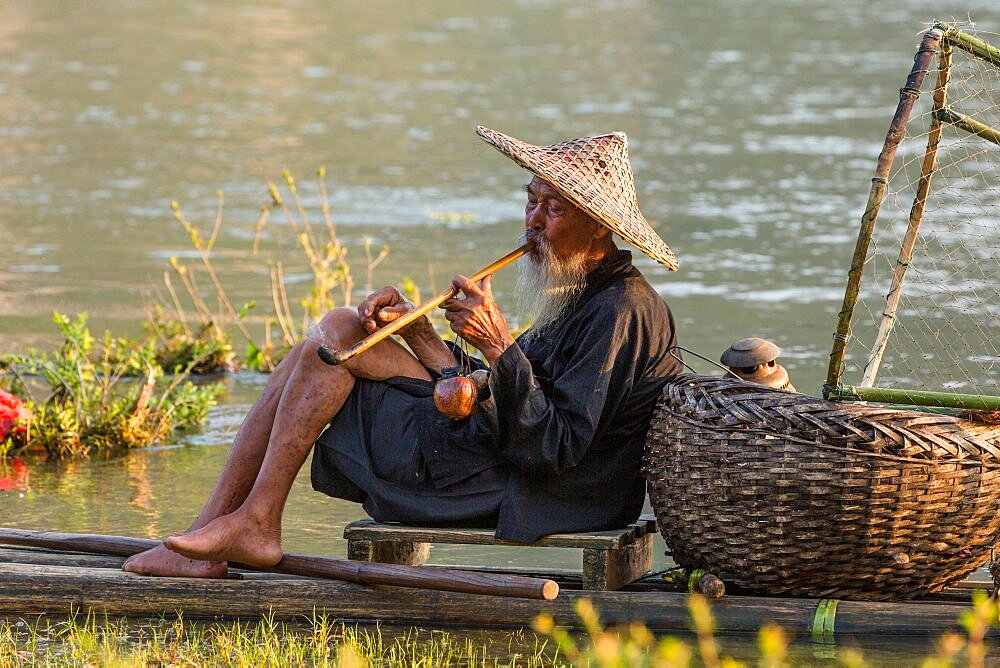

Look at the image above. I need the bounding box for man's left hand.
[441,274,515,364]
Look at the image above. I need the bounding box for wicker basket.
[644,374,1000,600]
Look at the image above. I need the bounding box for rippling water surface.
[1,4,998,654]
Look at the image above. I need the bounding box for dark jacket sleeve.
[487,300,647,475]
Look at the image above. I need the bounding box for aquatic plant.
[143,304,238,374]
[0,312,222,458]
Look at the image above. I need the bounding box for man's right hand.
[357,286,417,334]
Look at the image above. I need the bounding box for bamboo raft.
[0,536,996,641]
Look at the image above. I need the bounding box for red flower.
[0,389,29,441]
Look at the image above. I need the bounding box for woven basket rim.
[662,408,1000,467]
[660,373,1000,466]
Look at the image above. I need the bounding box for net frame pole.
[934,107,1000,145]
[828,384,1000,411]
[937,23,1000,67]
[824,27,944,398]
[859,44,954,388]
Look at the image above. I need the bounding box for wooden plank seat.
[344,514,657,591]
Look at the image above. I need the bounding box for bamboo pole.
[824,28,944,397]
[0,559,995,636]
[937,23,1000,68]
[860,44,953,388]
[828,385,1000,411]
[934,107,1000,146]
[317,241,535,366]
[0,528,559,601]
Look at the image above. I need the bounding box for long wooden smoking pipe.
[0,527,559,600]
[317,241,536,366]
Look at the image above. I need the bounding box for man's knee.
[315,307,430,381]
[316,307,366,347]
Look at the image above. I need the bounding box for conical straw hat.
[477,125,678,270]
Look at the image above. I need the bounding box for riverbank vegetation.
[0,312,222,459]
[1,593,996,667]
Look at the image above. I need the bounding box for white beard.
[512,235,589,335]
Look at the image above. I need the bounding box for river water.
[1,0,998,659]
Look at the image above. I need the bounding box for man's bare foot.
[163,511,283,569]
[122,543,228,578]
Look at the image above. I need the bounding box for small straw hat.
[720,338,781,369]
[476,125,678,270]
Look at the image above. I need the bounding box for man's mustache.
[520,232,547,249]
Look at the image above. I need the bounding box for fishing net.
[829,23,1000,407]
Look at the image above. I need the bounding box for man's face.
[524,176,601,261]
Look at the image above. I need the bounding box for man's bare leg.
[161,308,432,568]
[123,345,304,576]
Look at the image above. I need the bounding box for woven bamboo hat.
[477,125,678,270]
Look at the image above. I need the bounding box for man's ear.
[592,223,611,240]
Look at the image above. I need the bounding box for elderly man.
[123,126,682,578]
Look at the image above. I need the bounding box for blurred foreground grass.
[1,593,997,667]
